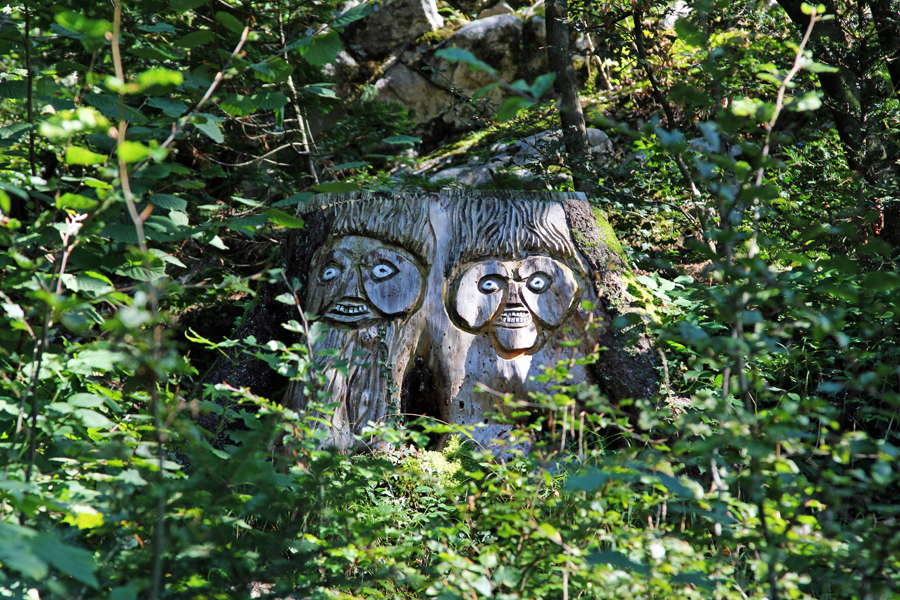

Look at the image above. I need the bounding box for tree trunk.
[202,191,662,451]
[545,0,595,194]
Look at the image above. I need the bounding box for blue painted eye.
[371,262,396,280]
[479,277,501,294]
[527,273,551,293]
[321,266,341,282]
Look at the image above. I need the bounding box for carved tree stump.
[202,191,660,451]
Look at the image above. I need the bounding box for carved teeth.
[498,309,532,327]
[330,302,370,316]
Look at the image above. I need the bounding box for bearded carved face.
[450,255,580,358]
[307,235,425,325]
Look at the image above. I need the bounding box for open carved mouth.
[496,308,533,328]
[326,299,372,322]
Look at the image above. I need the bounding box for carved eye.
[370,261,397,281]
[479,276,502,294]
[527,273,551,293]
[320,265,341,282]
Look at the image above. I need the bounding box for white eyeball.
[321,266,341,282]
[479,277,501,294]
[527,273,551,293]
[371,262,397,280]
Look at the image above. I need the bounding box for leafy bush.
[1,0,899,599]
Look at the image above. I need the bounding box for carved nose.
[339,268,363,299]
[507,281,524,306]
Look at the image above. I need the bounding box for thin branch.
[159,26,250,151]
[24,7,35,177]
[748,11,818,257]
[112,0,147,252]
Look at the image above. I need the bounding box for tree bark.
[545,0,595,194]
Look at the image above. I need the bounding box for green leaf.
[215,11,246,34]
[136,68,183,92]
[68,393,105,408]
[434,47,497,74]
[251,92,289,110]
[251,58,295,83]
[382,135,421,145]
[148,97,189,117]
[265,208,305,229]
[150,194,188,211]
[0,79,28,99]
[57,193,98,210]
[194,119,223,143]
[326,161,368,171]
[272,192,313,207]
[77,272,114,293]
[497,97,531,122]
[85,94,146,122]
[174,30,216,48]
[120,257,166,281]
[332,3,372,28]
[169,0,208,9]
[221,94,256,117]
[0,123,33,143]
[33,534,99,588]
[588,551,650,575]
[302,83,338,99]
[313,182,360,193]
[138,22,176,33]
[118,141,151,163]
[0,523,48,580]
[0,190,9,214]
[793,91,822,111]
[863,271,900,291]
[168,210,189,226]
[674,17,704,47]
[128,46,183,61]
[65,146,107,166]
[55,11,111,51]
[530,72,556,98]
[297,31,342,66]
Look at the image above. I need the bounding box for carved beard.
[285,320,406,451]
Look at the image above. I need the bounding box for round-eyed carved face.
[451,255,580,356]
[307,236,424,325]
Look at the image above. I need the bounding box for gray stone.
[429,164,493,187]
[477,1,514,20]
[375,62,450,125]
[429,14,525,102]
[346,0,443,59]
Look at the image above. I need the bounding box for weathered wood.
[203,191,660,452]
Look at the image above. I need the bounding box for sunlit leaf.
[65,146,107,166]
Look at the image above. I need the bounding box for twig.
[24,6,35,177]
[159,25,250,151]
[111,0,147,252]
[748,11,818,258]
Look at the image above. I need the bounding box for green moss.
[591,206,629,264]
[403,435,476,488]
[416,25,456,45]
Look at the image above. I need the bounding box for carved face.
[451,255,579,356]
[307,236,424,325]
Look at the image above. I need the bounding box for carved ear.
[360,248,422,317]
[307,250,349,316]
[453,261,510,330]
[517,256,578,328]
